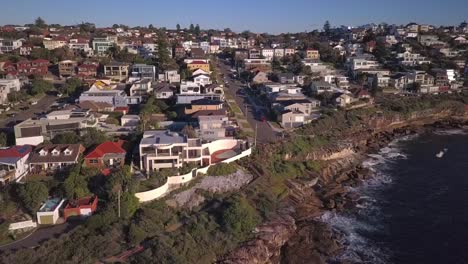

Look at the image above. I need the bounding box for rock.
[335,174,350,183]
[326,199,336,209]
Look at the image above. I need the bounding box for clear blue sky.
[1,0,467,33]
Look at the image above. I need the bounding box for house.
[68,38,92,55]
[79,80,129,107]
[187,61,210,72]
[275,99,321,128]
[78,62,99,78]
[0,78,21,105]
[197,111,232,141]
[192,74,212,86]
[397,51,431,66]
[389,73,410,90]
[37,198,66,225]
[14,109,98,145]
[121,115,140,128]
[301,59,330,74]
[453,36,467,45]
[78,100,114,112]
[58,60,77,77]
[84,141,126,169]
[0,145,32,184]
[335,93,354,108]
[139,130,211,171]
[0,38,23,53]
[177,82,223,104]
[277,72,295,84]
[63,196,98,220]
[29,144,85,172]
[347,55,379,71]
[153,82,174,99]
[104,62,129,82]
[418,35,445,47]
[159,70,180,83]
[130,79,153,96]
[185,98,224,115]
[43,37,67,50]
[430,68,451,87]
[252,71,269,84]
[244,59,271,72]
[310,81,335,94]
[249,49,261,59]
[92,36,115,56]
[129,64,156,81]
[306,49,320,59]
[261,48,274,60]
[16,59,49,76]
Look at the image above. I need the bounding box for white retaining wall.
[9,220,37,231]
[134,146,252,203]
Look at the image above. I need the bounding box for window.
[89,159,99,164]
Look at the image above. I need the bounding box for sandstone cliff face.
[221,111,468,264]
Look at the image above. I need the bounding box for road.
[217,60,278,143]
[0,221,79,252]
[0,94,59,129]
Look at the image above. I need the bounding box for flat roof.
[39,198,64,212]
[141,130,187,145]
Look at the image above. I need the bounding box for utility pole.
[254,123,258,146]
[117,189,121,218]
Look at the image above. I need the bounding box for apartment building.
[14,109,98,146]
[104,62,129,82]
[139,130,212,172]
[58,60,78,77]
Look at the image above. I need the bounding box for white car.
[30,101,38,105]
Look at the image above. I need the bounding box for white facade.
[0,78,21,105]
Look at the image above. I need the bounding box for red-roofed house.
[64,195,98,220]
[78,62,99,77]
[0,145,32,184]
[16,59,49,76]
[84,141,126,169]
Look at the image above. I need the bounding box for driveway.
[0,221,80,252]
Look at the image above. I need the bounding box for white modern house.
[0,78,21,105]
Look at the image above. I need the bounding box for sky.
[0,0,467,33]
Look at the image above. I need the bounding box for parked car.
[30,101,38,105]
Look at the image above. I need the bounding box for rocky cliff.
[220,108,468,264]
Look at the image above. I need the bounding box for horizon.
[1,0,467,34]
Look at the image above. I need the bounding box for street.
[0,94,59,129]
[217,60,278,143]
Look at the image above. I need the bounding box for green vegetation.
[207,163,238,176]
[29,79,53,96]
[51,128,109,149]
[17,182,49,214]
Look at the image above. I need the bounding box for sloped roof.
[85,141,126,159]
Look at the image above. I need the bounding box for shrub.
[207,163,237,176]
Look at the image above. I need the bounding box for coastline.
[220,117,468,264]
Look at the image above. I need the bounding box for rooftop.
[140,130,187,145]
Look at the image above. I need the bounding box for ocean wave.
[322,136,414,264]
[433,129,468,136]
[321,211,389,264]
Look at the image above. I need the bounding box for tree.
[62,77,83,96]
[81,128,108,148]
[222,197,260,240]
[194,24,200,36]
[323,20,331,35]
[30,79,53,95]
[181,125,197,138]
[64,170,90,200]
[35,17,47,28]
[176,24,181,31]
[148,24,154,30]
[51,132,80,144]
[18,182,49,214]
[0,132,7,147]
[105,167,139,219]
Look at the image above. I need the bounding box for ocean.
[321,129,468,264]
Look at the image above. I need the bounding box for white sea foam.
[433,129,468,136]
[320,136,413,263]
